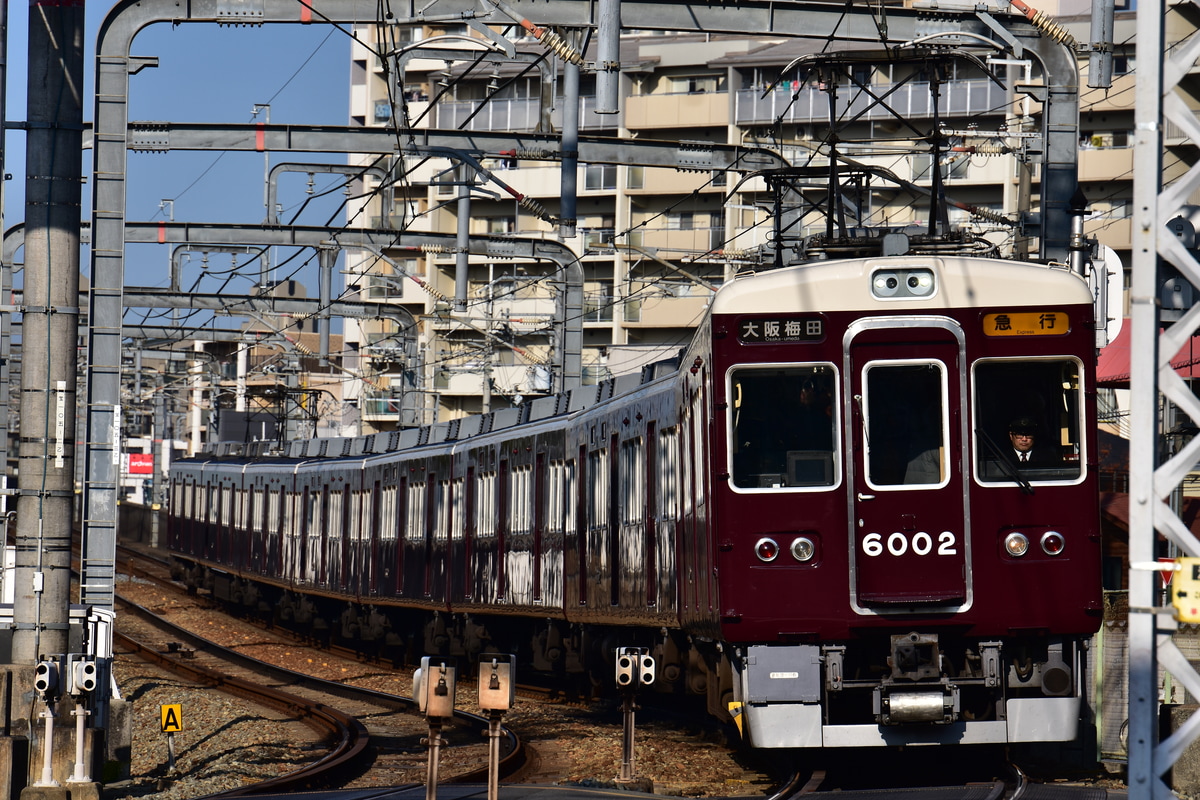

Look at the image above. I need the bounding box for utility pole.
[9,0,92,794]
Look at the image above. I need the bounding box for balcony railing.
[735,79,1007,126]
[434,96,618,133]
[360,389,422,426]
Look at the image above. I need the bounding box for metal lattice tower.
[1128,1,1200,796]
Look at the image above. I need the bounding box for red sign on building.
[128,453,154,475]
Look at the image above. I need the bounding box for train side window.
[451,477,464,541]
[563,459,578,534]
[548,460,565,533]
[329,490,344,542]
[477,471,496,538]
[863,361,947,488]
[407,481,426,541]
[729,364,837,489]
[973,358,1084,483]
[658,427,679,519]
[511,465,532,536]
[620,438,644,525]
[267,489,280,535]
[588,448,608,526]
[381,485,398,542]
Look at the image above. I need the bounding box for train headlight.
[906,269,935,296]
[790,536,815,562]
[1040,531,1065,556]
[755,537,780,562]
[872,273,900,297]
[1004,532,1029,557]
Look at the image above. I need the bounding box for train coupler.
[873,682,960,725]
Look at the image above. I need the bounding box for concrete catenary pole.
[13,0,85,665]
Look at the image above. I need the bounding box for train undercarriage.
[173,559,737,717]
[176,557,1088,750]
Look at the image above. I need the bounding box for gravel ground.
[108,575,774,799]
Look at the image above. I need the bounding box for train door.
[847,321,970,610]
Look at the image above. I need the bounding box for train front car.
[709,255,1101,748]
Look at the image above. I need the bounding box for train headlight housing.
[790,536,815,562]
[871,268,936,299]
[1040,531,1065,556]
[755,537,780,562]
[1005,532,1029,557]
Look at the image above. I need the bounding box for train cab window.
[863,361,947,488]
[730,365,837,490]
[974,358,1084,483]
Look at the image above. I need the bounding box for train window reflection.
[730,365,837,490]
[863,361,947,488]
[974,358,1084,483]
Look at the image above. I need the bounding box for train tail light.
[1040,531,1065,555]
[755,538,779,562]
[1004,532,1029,557]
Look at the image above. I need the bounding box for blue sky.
[5,1,353,299]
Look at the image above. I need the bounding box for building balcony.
[627,226,726,253]
[625,91,729,130]
[432,96,618,133]
[360,388,422,426]
[433,364,552,396]
[1085,216,1132,253]
[733,79,1007,126]
[1079,146,1134,182]
[624,291,713,328]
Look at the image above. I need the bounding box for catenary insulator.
[537,28,586,66]
[519,196,551,220]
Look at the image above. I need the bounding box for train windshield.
[862,361,948,488]
[973,358,1084,483]
[729,364,837,490]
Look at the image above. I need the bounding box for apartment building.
[343,2,1143,433]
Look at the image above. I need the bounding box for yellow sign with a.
[160,704,183,733]
[983,311,1070,337]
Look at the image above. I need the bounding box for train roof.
[713,255,1094,316]
[187,355,682,464]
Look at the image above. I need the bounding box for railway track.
[117,542,1115,799]
[114,567,524,794]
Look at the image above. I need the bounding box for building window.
[585,163,617,191]
[668,75,721,94]
[668,212,695,230]
[487,217,515,234]
[627,166,644,190]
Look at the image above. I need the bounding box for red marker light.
[755,538,779,562]
[1041,531,1065,556]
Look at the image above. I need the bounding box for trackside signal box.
[478,655,515,712]
[615,646,655,688]
[414,656,457,718]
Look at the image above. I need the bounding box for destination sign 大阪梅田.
[737,317,824,344]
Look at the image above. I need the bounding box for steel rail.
[113,558,525,788]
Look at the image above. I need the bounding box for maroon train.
[169,253,1103,748]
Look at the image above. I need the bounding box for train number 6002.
[862,531,957,557]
